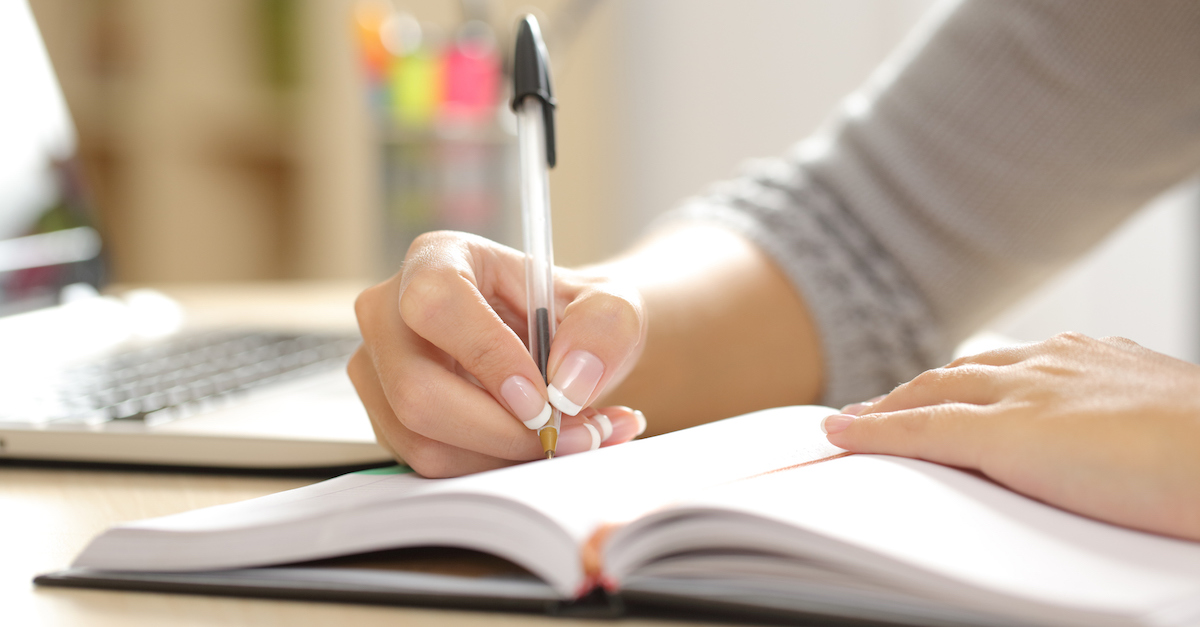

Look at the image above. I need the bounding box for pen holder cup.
[379,125,520,275]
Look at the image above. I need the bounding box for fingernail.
[557,422,601,454]
[500,375,551,430]
[591,413,614,441]
[596,408,641,446]
[821,413,855,435]
[633,410,647,436]
[841,394,888,416]
[840,402,871,416]
[547,351,604,416]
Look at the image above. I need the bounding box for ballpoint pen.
[511,14,561,459]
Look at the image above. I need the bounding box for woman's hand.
[349,231,647,478]
[824,333,1200,541]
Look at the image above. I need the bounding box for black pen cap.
[511,14,556,168]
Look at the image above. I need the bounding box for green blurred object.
[259,0,300,90]
[354,465,415,475]
[389,51,441,128]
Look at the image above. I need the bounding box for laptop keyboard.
[3,331,361,428]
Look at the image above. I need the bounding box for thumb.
[544,281,646,416]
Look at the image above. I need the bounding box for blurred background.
[25,0,1200,361]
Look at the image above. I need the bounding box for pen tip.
[539,426,558,458]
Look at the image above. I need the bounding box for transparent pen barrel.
[516,99,556,381]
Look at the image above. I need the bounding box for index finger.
[356,274,544,460]
[826,402,1000,471]
[396,233,555,431]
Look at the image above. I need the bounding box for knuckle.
[900,364,986,401]
[949,363,989,380]
[354,283,388,327]
[1049,331,1090,346]
[408,231,436,252]
[405,231,472,270]
[610,297,644,337]
[459,330,512,378]
[398,404,436,437]
[945,354,974,369]
[581,290,645,337]
[345,346,369,382]
[1099,335,1139,349]
[389,376,440,434]
[908,367,948,390]
[407,230,451,255]
[366,415,399,457]
[403,446,456,479]
[398,269,459,329]
[1028,357,1078,379]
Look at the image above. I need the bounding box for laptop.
[0,0,390,470]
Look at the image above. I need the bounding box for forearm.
[636,1,1200,411]
[588,224,823,435]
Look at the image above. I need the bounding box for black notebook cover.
[34,547,898,626]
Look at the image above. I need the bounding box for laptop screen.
[0,0,104,317]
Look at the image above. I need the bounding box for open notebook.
[38,406,1200,626]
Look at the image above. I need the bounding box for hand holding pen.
[345,16,646,478]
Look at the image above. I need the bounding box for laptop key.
[110,400,145,420]
[31,330,360,432]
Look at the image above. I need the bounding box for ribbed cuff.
[657,160,950,407]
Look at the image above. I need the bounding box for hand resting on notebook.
[826,333,1200,542]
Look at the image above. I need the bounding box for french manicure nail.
[500,375,551,430]
[557,422,601,454]
[547,350,604,416]
[633,410,647,436]
[821,413,856,435]
[591,413,614,441]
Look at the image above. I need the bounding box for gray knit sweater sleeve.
[669,0,1200,407]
